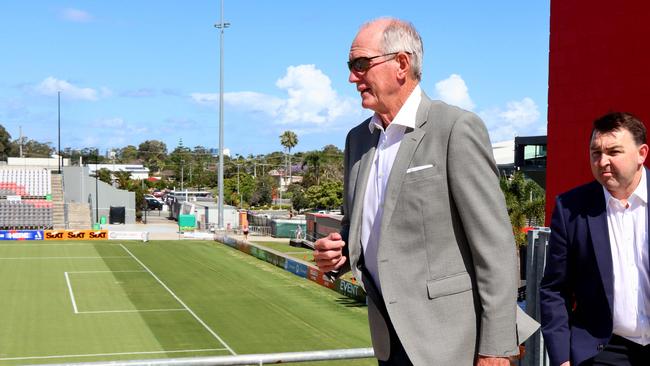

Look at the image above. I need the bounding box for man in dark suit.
[313,17,535,365]
[540,112,650,365]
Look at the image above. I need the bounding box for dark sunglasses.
[347,52,401,73]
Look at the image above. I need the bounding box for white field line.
[119,244,237,355]
[0,348,229,361]
[0,256,130,260]
[66,270,147,274]
[64,272,79,314]
[78,308,187,314]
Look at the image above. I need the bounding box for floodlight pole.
[58,91,61,174]
[215,0,229,230]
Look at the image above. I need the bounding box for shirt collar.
[368,84,421,133]
[603,168,648,207]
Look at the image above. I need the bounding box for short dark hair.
[591,112,647,146]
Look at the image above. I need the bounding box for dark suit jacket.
[539,169,650,366]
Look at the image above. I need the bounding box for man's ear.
[395,52,411,80]
[638,143,649,165]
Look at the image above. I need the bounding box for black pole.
[95,148,99,224]
[58,91,61,174]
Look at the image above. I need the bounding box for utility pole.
[180,159,184,192]
[237,164,242,209]
[215,0,230,229]
[19,126,23,158]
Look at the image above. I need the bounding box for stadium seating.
[0,168,53,230]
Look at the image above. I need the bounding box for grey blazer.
[339,94,522,365]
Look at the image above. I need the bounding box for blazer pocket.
[404,164,439,183]
[426,272,472,299]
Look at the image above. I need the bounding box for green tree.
[302,151,324,186]
[500,171,545,246]
[286,183,309,211]
[280,130,298,182]
[138,140,167,173]
[114,171,133,190]
[250,174,275,207]
[0,125,12,160]
[13,139,53,158]
[168,143,192,188]
[117,145,139,163]
[96,168,113,185]
[305,181,343,210]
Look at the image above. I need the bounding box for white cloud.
[498,97,540,125]
[191,64,361,129]
[480,97,542,142]
[435,74,475,111]
[60,8,94,23]
[98,117,125,128]
[34,77,100,101]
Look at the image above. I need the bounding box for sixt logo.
[46,232,64,239]
[89,231,107,239]
[67,231,86,239]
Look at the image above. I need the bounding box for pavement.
[103,209,290,242]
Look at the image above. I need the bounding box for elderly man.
[314,17,526,365]
[541,112,650,365]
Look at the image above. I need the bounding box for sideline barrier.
[215,234,366,303]
[181,232,214,240]
[44,230,108,240]
[0,229,43,240]
[108,231,149,242]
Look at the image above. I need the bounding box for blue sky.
[0,1,550,157]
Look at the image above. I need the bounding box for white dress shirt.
[361,85,421,293]
[604,168,650,345]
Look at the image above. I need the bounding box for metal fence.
[35,348,375,366]
[521,227,551,366]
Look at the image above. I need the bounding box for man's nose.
[349,70,360,83]
[598,155,610,167]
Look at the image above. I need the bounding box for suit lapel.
[378,96,430,238]
[586,183,614,311]
[349,128,380,270]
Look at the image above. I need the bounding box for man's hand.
[476,356,511,366]
[560,362,570,366]
[313,232,347,272]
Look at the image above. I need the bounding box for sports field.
[0,240,373,365]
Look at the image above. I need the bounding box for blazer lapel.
[378,96,430,238]
[349,128,380,271]
[586,184,614,311]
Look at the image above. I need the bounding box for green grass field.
[0,240,373,365]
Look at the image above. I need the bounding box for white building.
[88,164,150,180]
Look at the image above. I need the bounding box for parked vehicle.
[145,197,163,210]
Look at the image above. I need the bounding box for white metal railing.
[32,348,375,366]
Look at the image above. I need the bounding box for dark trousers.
[377,309,413,366]
[584,335,650,366]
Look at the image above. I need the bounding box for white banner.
[182,232,215,240]
[108,231,149,242]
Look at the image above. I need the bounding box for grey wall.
[62,166,136,224]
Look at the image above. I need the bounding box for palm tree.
[302,151,324,186]
[279,130,298,187]
[500,171,545,246]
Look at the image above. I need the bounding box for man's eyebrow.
[590,144,623,150]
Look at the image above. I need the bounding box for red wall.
[546,0,650,223]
